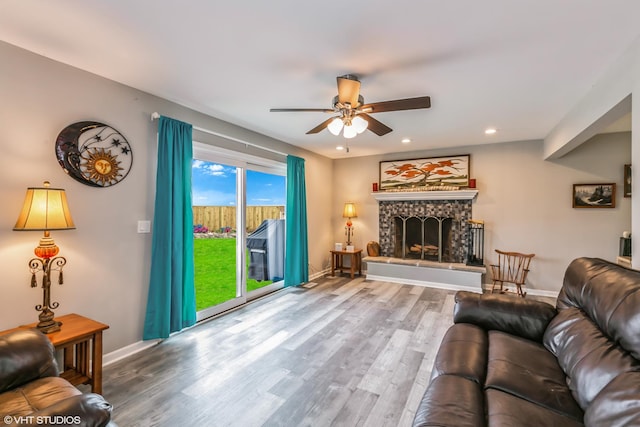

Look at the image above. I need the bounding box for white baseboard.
[103,339,160,366]
[309,268,330,282]
[481,283,559,298]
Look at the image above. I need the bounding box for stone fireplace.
[379,199,472,263]
[367,190,485,292]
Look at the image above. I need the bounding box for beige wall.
[333,133,631,292]
[0,41,333,353]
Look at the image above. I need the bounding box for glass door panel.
[192,159,245,319]
[246,169,286,299]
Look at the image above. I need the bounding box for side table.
[330,248,363,279]
[0,313,109,394]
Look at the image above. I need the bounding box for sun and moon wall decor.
[55,121,132,187]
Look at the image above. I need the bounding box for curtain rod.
[150,112,287,157]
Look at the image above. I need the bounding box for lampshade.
[327,117,344,136]
[14,182,75,231]
[352,115,368,134]
[343,202,357,218]
[343,124,357,139]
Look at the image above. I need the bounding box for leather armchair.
[0,329,115,427]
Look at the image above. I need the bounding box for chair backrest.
[492,250,535,285]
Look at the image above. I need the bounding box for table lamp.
[13,181,75,333]
[343,202,357,246]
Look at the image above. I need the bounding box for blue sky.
[192,160,286,206]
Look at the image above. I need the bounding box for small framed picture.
[624,164,631,197]
[573,183,616,208]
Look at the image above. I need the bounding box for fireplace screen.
[393,216,453,262]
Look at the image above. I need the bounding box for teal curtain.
[284,155,309,287]
[143,116,196,339]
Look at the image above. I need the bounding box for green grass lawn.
[194,238,272,310]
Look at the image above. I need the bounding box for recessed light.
[401,138,411,144]
[485,128,497,135]
[336,145,344,150]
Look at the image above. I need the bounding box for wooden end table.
[1,313,109,394]
[330,248,363,279]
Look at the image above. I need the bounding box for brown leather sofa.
[0,329,115,427]
[413,257,640,427]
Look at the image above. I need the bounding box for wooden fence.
[193,206,285,232]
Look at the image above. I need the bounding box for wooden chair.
[490,250,535,297]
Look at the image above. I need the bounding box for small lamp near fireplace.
[343,202,357,247]
[13,181,76,333]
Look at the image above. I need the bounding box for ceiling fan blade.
[337,75,361,107]
[360,96,431,113]
[306,117,337,134]
[359,113,393,136]
[270,108,334,113]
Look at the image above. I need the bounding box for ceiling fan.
[270,74,431,138]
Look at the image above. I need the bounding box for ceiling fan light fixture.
[328,117,344,136]
[352,115,368,134]
[343,124,358,139]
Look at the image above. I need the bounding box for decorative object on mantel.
[55,121,133,187]
[13,181,76,333]
[466,219,485,266]
[382,185,461,192]
[572,183,616,208]
[343,202,357,246]
[624,164,631,198]
[379,155,470,191]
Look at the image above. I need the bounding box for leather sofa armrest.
[4,393,115,427]
[0,330,59,393]
[453,291,557,342]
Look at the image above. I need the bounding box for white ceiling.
[1,1,639,159]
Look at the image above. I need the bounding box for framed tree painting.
[573,183,616,208]
[379,155,470,190]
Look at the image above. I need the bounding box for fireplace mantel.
[371,189,478,201]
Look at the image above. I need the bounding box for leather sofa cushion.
[486,389,584,427]
[430,324,487,383]
[544,307,640,410]
[558,257,640,359]
[485,331,583,422]
[585,371,640,426]
[0,377,80,417]
[413,375,484,427]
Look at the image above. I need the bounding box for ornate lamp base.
[37,309,61,334]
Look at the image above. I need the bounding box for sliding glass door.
[246,169,286,299]
[192,143,285,320]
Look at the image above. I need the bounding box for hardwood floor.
[102,276,456,426]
